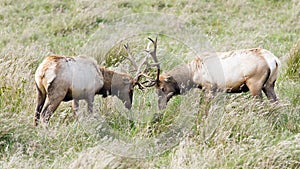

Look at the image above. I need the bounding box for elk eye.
[161,87,165,92]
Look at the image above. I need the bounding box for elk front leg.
[246,79,264,99]
[86,96,94,114]
[262,81,277,102]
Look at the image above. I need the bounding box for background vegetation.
[0,0,299,168]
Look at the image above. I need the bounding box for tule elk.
[145,38,281,109]
[34,52,148,126]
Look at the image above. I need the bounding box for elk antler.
[144,37,160,86]
[123,43,138,71]
[123,43,155,90]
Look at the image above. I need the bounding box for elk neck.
[98,67,114,97]
[165,63,198,94]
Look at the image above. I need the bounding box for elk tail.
[267,57,281,86]
[262,50,281,87]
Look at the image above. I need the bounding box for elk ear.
[164,76,172,83]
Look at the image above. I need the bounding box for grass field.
[0,0,300,168]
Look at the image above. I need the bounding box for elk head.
[109,42,154,109]
[98,67,134,109]
[143,37,181,110]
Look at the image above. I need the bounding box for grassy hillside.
[0,0,299,168]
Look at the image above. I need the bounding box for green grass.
[1,0,300,168]
[285,40,300,80]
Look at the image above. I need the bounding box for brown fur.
[98,67,135,109]
[98,67,114,97]
[155,64,198,109]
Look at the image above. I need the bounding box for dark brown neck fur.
[98,67,114,97]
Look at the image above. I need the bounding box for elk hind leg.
[35,88,46,126]
[263,81,277,102]
[41,97,64,125]
[41,87,67,125]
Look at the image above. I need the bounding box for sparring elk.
[145,38,281,109]
[34,49,149,126]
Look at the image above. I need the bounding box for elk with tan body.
[34,48,149,126]
[145,38,281,109]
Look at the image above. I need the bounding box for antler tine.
[123,43,138,70]
[123,43,155,90]
[135,72,155,90]
[146,37,160,84]
[137,56,148,72]
[123,38,161,89]
[147,37,159,65]
[134,55,152,81]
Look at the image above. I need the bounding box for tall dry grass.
[0,0,300,168]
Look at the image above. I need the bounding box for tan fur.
[156,48,280,109]
[34,55,138,126]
